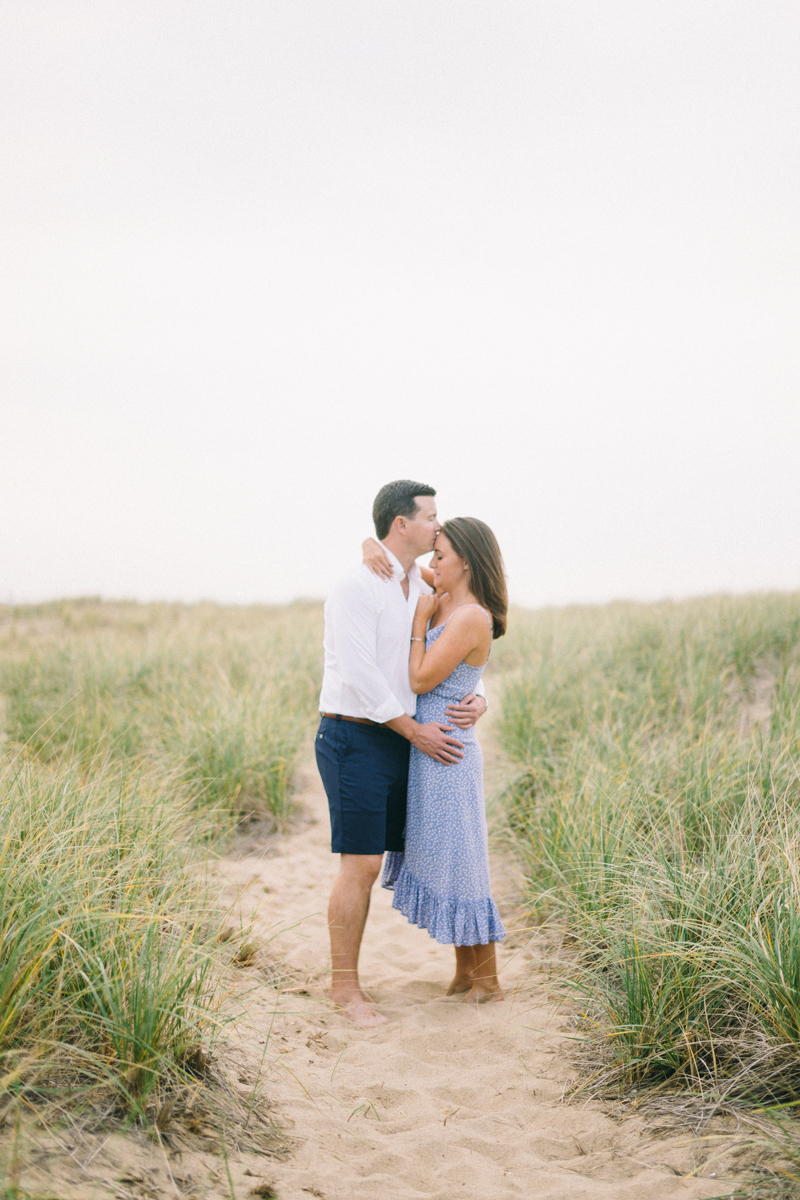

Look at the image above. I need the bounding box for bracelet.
[410,637,424,642]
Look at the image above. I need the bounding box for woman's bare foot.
[461,982,504,1004]
[448,945,479,995]
[336,996,388,1026]
[446,974,474,995]
[456,943,502,1003]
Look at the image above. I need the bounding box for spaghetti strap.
[462,603,494,631]
[436,603,493,632]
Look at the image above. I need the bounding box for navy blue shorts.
[314,716,409,855]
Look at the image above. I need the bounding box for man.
[315,480,487,1025]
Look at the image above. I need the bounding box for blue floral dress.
[382,607,506,946]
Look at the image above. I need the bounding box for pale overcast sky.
[2,2,798,607]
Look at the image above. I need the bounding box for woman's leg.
[461,942,504,1003]
[447,945,477,994]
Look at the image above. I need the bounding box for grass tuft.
[0,599,322,1125]
[496,593,800,1120]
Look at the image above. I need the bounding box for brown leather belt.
[321,712,378,726]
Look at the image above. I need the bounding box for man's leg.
[328,852,387,1026]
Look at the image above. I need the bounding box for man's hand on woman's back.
[384,712,464,764]
[411,722,464,764]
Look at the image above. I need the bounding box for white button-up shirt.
[318,548,430,722]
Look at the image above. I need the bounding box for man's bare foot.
[335,996,388,1026]
[461,983,504,1004]
[446,974,474,995]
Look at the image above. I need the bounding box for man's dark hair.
[372,479,436,541]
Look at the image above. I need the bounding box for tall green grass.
[0,599,323,1119]
[497,594,800,1105]
[0,599,322,825]
[0,756,217,1109]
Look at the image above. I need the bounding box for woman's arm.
[362,537,393,579]
[409,600,491,694]
[363,539,435,587]
[445,693,487,727]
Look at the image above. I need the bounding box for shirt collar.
[382,546,420,585]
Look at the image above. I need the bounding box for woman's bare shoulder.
[451,603,491,624]
[444,605,492,636]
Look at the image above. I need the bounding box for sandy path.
[5,728,742,1198]
[214,730,738,1200]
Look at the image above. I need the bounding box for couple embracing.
[315,480,507,1026]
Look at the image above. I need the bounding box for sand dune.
[6,731,741,1198]
[214,744,738,1200]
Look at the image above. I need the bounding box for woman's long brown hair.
[440,517,508,639]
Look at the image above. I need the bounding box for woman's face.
[430,532,468,594]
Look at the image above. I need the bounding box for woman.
[364,518,508,1002]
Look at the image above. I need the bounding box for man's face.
[403,495,440,558]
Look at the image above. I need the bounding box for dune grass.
[0,756,217,1111]
[0,599,322,825]
[13,588,800,1174]
[0,599,323,1122]
[496,593,800,1122]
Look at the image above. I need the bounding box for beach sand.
[209,733,739,1200]
[3,728,742,1198]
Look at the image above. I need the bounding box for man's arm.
[329,580,465,763]
[385,712,465,766]
[328,579,406,723]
